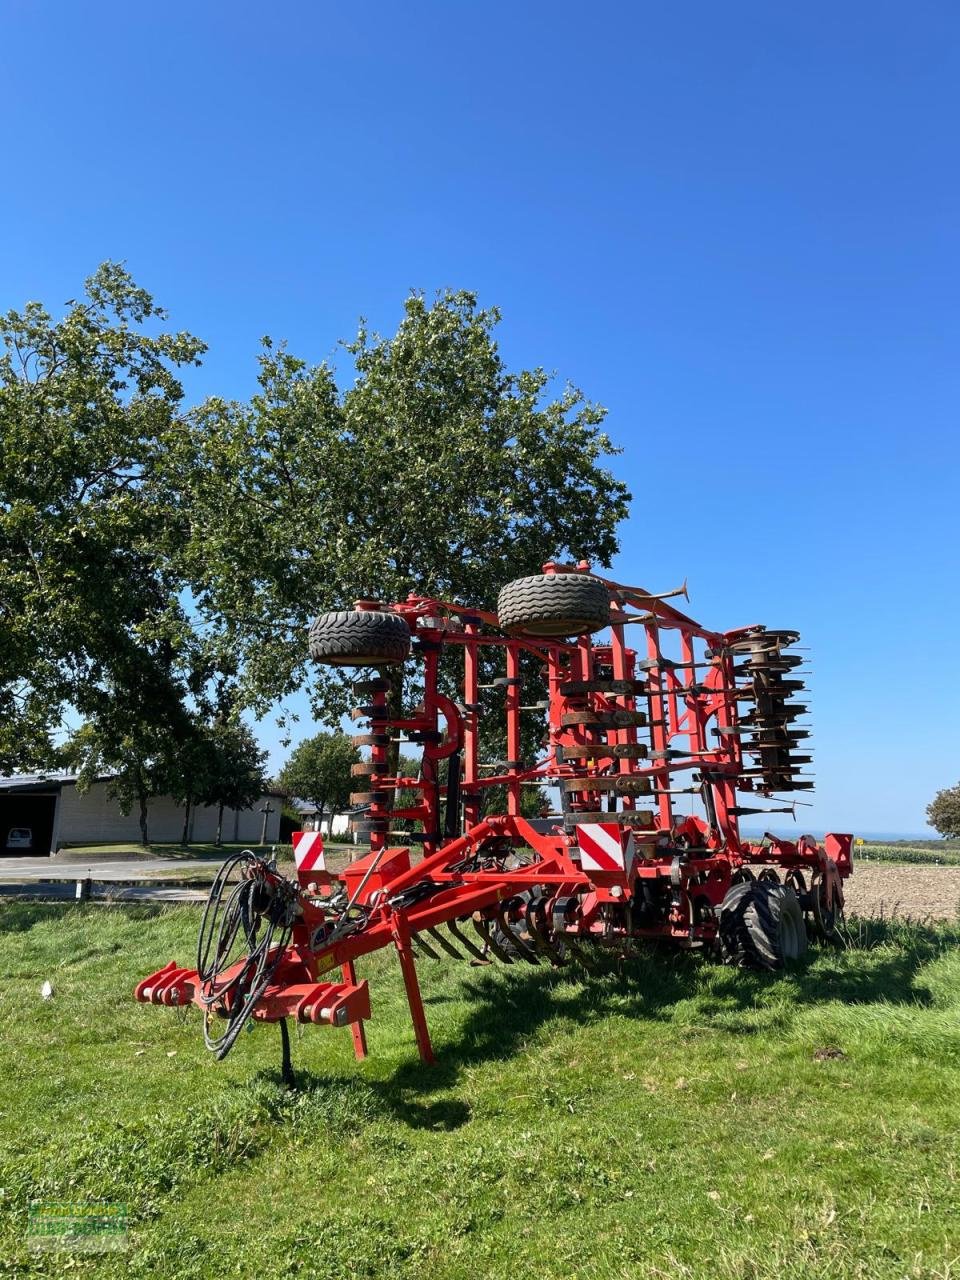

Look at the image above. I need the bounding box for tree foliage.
[277,731,359,826]
[0,263,205,772]
[2,272,631,784]
[169,290,630,723]
[927,783,960,839]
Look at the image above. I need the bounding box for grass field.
[1,905,959,1279]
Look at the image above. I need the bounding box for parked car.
[5,827,32,850]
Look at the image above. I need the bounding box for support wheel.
[308,609,411,666]
[719,881,807,970]
[496,573,610,637]
[810,867,844,942]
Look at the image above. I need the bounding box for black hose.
[195,851,294,1060]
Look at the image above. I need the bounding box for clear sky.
[2,2,957,836]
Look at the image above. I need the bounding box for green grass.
[1,906,960,1279]
[859,842,960,867]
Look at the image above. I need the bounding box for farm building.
[0,773,285,855]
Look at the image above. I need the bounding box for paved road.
[0,881,206,902]
[0,855,218,881]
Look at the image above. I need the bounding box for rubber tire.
[308,610,411,666]
[497,573,610,637]
[719,881,807,970]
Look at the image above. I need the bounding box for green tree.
[0,263,205,772]
[64,720,182,847]
[277,731,360,832]
[168,290,630,727]
[927,783,960,839]
[201,720,269,847]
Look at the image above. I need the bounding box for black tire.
[497,573,610,637]
[308,609,411,666]
[719,881,807,970]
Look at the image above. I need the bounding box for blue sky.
[2,2,957,835]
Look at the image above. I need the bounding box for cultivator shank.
[136,563,852,1072]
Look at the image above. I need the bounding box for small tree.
[64,721,178,847]
[927,783,960,839]
[202,721,269,847]
[278,732,359,833]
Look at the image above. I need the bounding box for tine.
[565,936,598,971]
[413,932,442,961]
[525,899,565,967]
[426,926,466,961]
[496,903,540,965]
[447,919,489,963]
[472,914,513,964]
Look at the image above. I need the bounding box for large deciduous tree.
[0,263,205,772]
[927,783,960,839]
[169,290,630,725]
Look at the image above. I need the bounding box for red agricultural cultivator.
[136,565,852,1080]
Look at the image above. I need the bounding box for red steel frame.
[136,564,852,1066]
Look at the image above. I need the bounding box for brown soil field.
[843,863,960,921]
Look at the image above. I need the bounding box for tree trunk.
[138,792,150,847]
[181,797,192,847]
[216,800,224,847]
[316,802,326,835]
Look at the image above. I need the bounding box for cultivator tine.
[524,896,565,966]
[412,932,442,961]
[472,914,513,964]
[496,902,541,964]
[426,926,468,961]
[446,919,489,963]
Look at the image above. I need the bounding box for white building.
[0,773,284,855]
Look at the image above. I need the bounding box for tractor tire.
[308,609,411,667]
[719,880,807,970]
[497,573,610,637]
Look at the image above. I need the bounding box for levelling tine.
[495,903,541,965]
[426,926,467,961]
[472,914,513,964]
[446,919,489,962]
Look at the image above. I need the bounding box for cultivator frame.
[136,563,852,1073]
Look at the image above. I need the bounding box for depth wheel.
[496,573,610,637]
[308,609,411,666]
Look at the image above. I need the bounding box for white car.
[6,827,32,850]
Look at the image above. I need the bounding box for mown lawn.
[1,904,959,1279]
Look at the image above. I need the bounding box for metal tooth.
[496,901,540,965]
[413,932,442,961]
[446,919,489,962]
[524,897,564,964]
[471,915,512,964]
[426,926,466,961]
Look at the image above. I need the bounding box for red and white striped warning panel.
[292,830,325,874]
[576,823,635,874]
